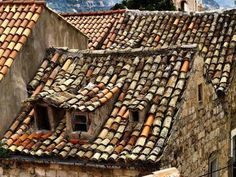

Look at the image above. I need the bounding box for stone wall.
[226,65,236,131]
[0,7,88,136]
[0,160,144,177]
[161,55,231,177]
[173,0,202,11]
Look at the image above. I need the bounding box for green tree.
[111,0,176,11]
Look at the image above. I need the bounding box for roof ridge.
[53,44,198,56]
[0,0,45,5]
[126,8,236,15]
[61,9,126,17]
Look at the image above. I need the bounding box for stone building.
[0,0,88,135]
[172,0,204,11]
[0,45,198,176]
[0,6,235,177]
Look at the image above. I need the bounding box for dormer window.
[72,113,89,132]
[65,93,117,141]
[34,103,65,131]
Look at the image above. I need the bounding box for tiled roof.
[0,0,44,81]
[0,0,45,4]
[2,45,197,165]
[61,10,126,49]
[63,9,236,94]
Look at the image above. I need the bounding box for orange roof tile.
[61,10,126,50]
[2,45,197,166]
[63,9,236,94]
[0,0,44,81]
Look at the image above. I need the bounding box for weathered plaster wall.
[161,55,230,177]
[0,8,88,136]
[0,160,143,177]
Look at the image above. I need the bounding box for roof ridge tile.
[0,0,45,5]
[61,9,126,17]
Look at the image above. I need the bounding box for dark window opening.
[210,159,218,177]
[180,1,188,11]
[209,154,218,177]
[198,84,203,103]
[133,111,139,122]
[36,105,51,130]
[72,114,88,132]
[233,136,236,176]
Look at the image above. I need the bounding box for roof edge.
[0,0,45,5]
[0,155,160,170]
[60,9,126,17]
[44,6,90,40]
[126,8,236,16]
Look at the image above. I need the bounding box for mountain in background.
[46,0,235,13]
[46,0,122,13]
[203,0,220,10]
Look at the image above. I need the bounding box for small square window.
[72,114,88,132]
[198,83,203,103]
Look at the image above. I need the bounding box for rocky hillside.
[46,0,121,13]
[46,0,234,13]
[203,0,220,10]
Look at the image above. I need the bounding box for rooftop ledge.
[54,44,199,57]
[0,0,45,5]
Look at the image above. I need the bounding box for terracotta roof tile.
[2,45,197,166]
[63,10,236,94]
[61,10,126,50]
[0,1,43,81]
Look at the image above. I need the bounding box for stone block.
[35,167,46,177]
[78,172,89,177]
[0,167,3,175]
[19,171,30,177]
[198,130,205,139]
[67,171,79,177]
[123,170,139,176]
[49,164,62,170]
[45,170,56,177]
[113,169,124,176]
[57,170,67,177]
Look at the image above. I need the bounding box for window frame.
[198,83,203,104]
[34,104,51,131]
[71,112,89,132]
[208,153,219,177]
[231,129,236,177]
[34,103,65,131]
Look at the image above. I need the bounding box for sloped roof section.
[63,9,236,94]
[61,10,126,50]
[0,0,44,81]
[2,45,197,166]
